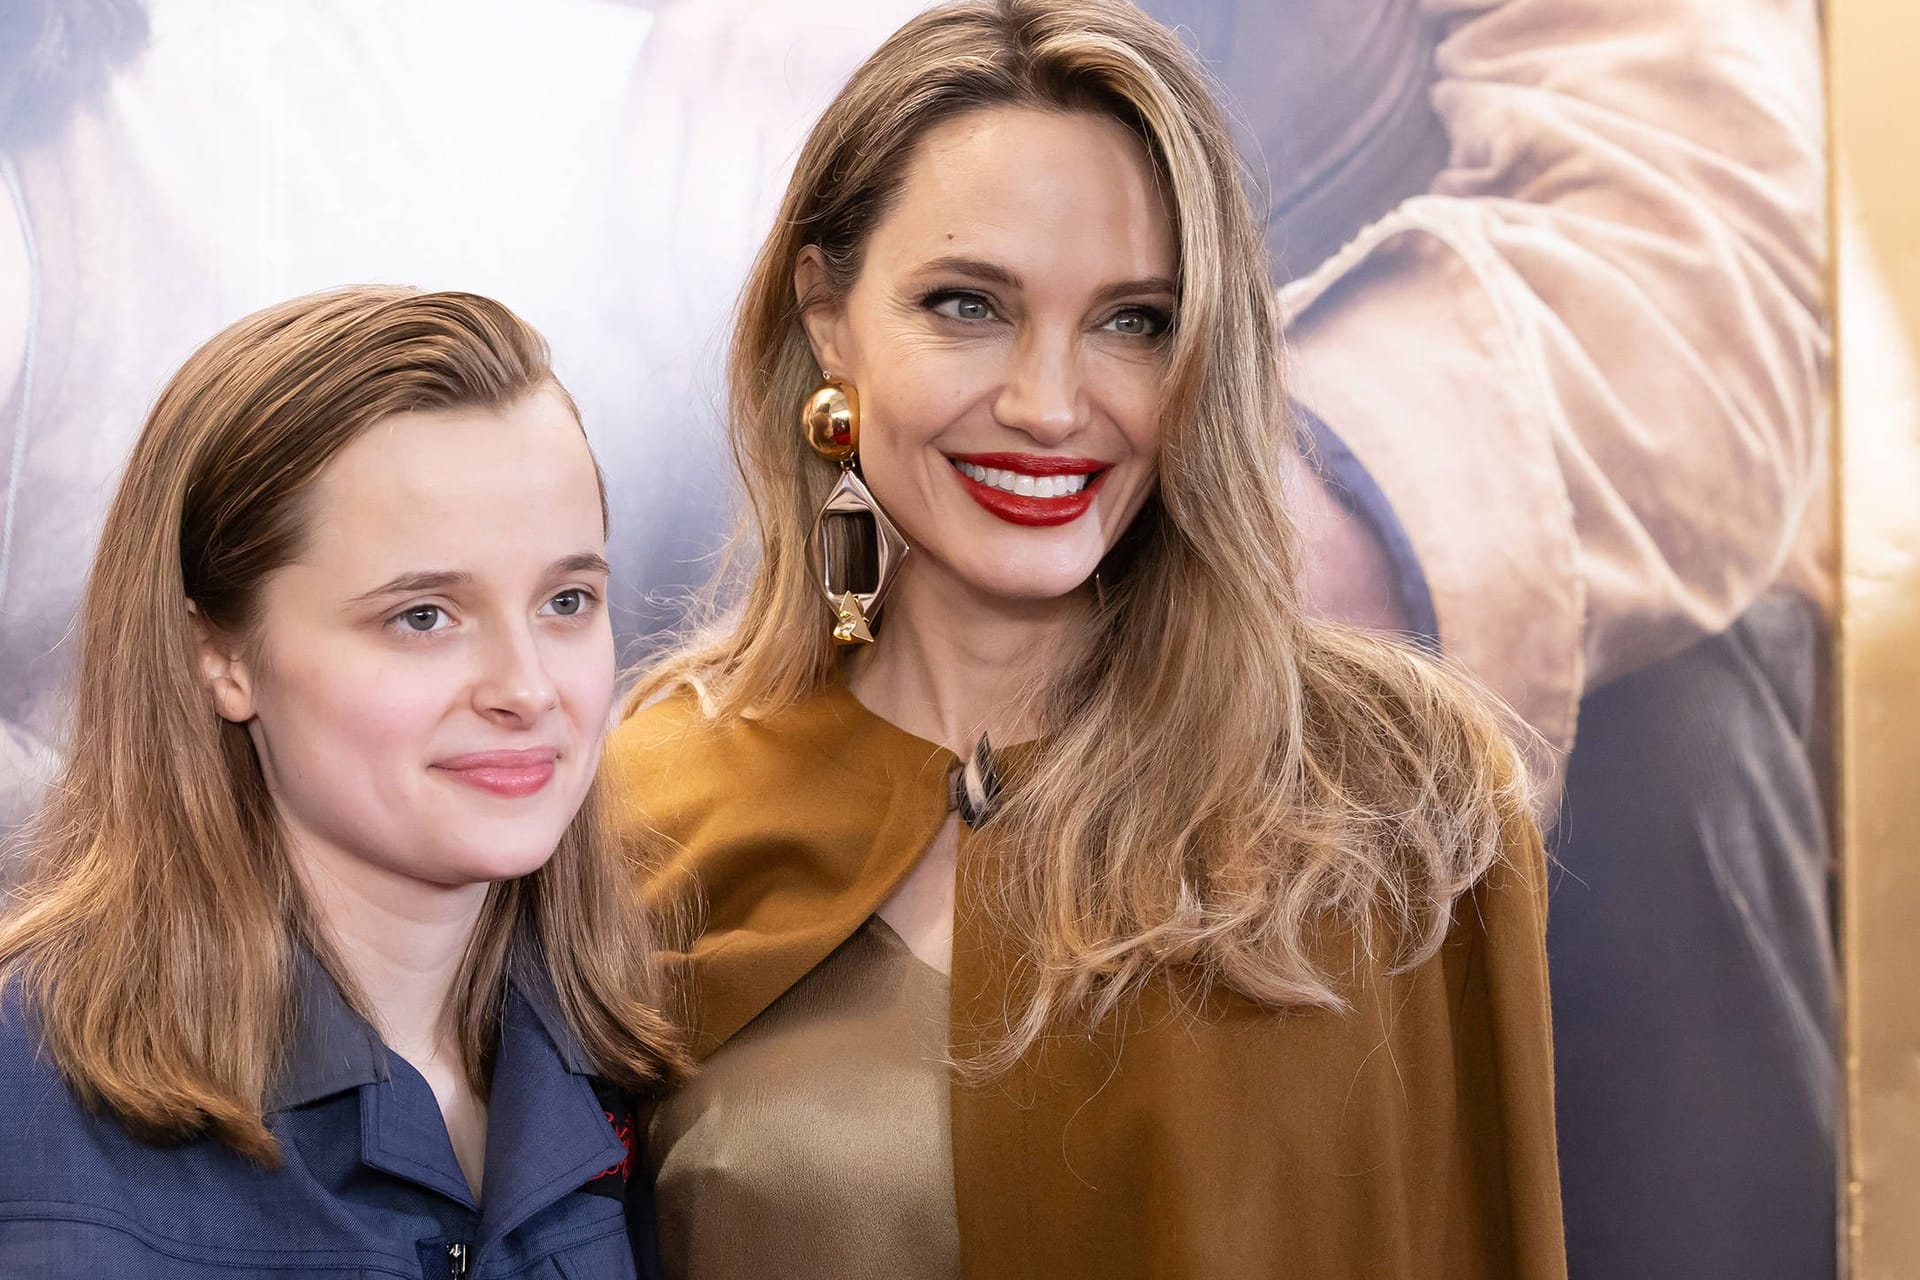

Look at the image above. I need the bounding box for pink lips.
[433,748,559,798]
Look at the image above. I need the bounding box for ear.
[793,245,852,378]
[187,601,257,724]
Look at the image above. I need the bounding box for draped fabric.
[608,683,1566,1279]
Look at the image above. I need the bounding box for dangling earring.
[803,374,908,645]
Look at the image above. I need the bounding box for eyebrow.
[347,553,610,606]
[916,255,1024,290]
[553,552,612,579]
[913,255,1176,306]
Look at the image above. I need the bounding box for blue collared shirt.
[0,953,659,1278]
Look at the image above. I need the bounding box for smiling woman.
[612,2,1564,1278]
[793,105,1174,598]
[0,286,685,1278]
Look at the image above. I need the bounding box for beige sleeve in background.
[1279,0,1830,773]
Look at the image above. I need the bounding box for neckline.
[817,671,955,761]
[818,668,1045,761]
[863,912,953,989]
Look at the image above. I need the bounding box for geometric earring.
[802,375,909,645]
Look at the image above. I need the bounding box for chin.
[435,842,565,887]
[429,816,573,886]
[951,551,1099,604]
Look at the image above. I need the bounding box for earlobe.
[792,246,850,377]
[187,601,255,724]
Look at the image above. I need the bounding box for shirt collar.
[503,948,596,1077]
[267,945,388,1112]
[267,940,596,1112]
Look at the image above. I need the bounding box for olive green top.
[647,915,959,1279]
[609,682,1567,1280]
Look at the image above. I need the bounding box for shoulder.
[605,688,787,845]
[0,980,114,1199]
[607,686,733,774]
[0,977,62,1094]
[607,680,914,844]
[1458,800,1552,942]
[1431,802,1553,1019]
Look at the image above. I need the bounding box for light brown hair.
[635,0,1536,1067]
[2,285,683,1161]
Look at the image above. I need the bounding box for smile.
[946,453,1108,528]
[433,747,559,799]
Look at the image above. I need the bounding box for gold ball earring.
[803,374,858,462]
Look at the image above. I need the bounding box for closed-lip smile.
[946,452,1109,527]
[433,747,560,798]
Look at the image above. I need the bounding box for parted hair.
[633,0,1536,1068]
[1,285,684,1162]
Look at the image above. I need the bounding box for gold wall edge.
[1834,1,1920,1273]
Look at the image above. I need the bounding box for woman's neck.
[289,833,488,1068]
[845,556,1091,755]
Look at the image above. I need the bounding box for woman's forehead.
[867,106,1177,283]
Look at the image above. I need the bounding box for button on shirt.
[0,953,658,1278]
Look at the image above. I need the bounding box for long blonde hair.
[2,286,685,1161]
[634,0,1534,1065]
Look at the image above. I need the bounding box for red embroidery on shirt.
[593,1109,634,1183]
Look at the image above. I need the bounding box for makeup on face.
[811,106,1177,606]
[946,452,1109,527]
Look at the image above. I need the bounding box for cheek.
[552,624,618,737]
[258,648,461,770]
[861,357,978,458]
[1101,361,1167,459]
[853,353,992,535]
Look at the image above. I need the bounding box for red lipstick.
[946,453,1109,528]
[434,748,559,798]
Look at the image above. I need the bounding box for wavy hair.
[632,0,1534,1068]
[2,286,685,1161]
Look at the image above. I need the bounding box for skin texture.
[799,107,1177,975]
[194,385,615,1195]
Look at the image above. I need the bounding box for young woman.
[609,2,1565,1278]
[0,285,685,1278]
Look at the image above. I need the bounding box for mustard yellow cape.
[608,682,1566,1279]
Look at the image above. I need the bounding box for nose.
[992,328,1087,446]
[472,619,559,725]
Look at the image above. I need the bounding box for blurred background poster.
[0,1,1871,1275]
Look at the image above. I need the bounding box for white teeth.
[952,459,1096,498]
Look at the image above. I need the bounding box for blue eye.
[397,605,446,633]
[541,589,597,619]
[926,291,995,322]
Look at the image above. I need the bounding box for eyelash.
[921,288,998,324]
[917,288,1174,338]
[382,588,601,638]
